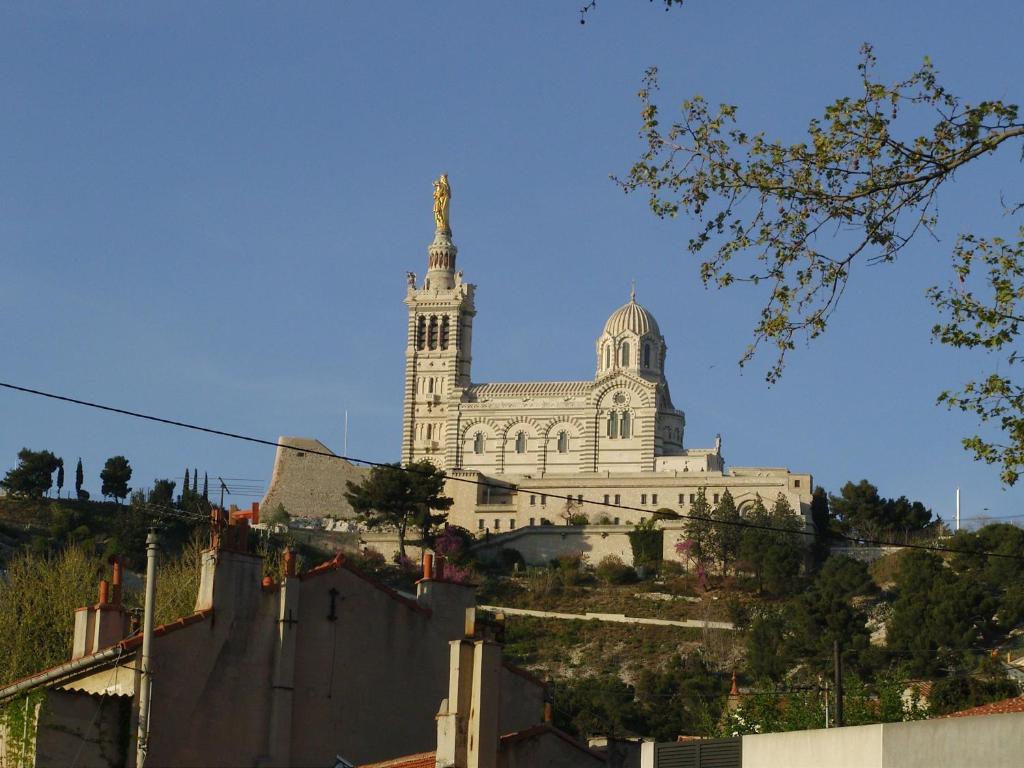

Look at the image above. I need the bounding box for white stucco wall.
[741,714,1024,768]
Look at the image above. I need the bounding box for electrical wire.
[2,379,1023,562]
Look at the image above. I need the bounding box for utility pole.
[218,476,230,510]
[136,529,158,768]
[956,487,961,532]
[833,639,844,727]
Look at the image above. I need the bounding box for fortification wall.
[260,436,369,519]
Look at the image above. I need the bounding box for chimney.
[466,640,500,768]
[252,500,260,525]
[423,552,435,581]
[72,565,130,660]
[111,557,123,605]
[436,640,500,768]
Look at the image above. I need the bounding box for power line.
[2,379,1023,562]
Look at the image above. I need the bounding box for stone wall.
[260,436,369,519]
[472,522,698,567]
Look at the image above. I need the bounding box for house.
[359,636,606,767]
[0,515,554,767]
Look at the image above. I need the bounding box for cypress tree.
[75,458,84,497]
[56,459,64,498]
[183,468,190,503]
[202,472,209,500]
[192,468,198,494]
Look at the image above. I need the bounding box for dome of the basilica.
[602,292,661,337]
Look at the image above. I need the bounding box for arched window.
[643,343,651,368]
[428,316,438,349]
[515,432,527,454]
[428,378,434,394]
[557,431,569,453]
[426,424,433,440]
[473,432,485,454]
[440,316,450,349]
[607,411,618,439]
[416,316,426,350]
[621,411,631,439]
[620,342,630,366]
[604,345,610,370]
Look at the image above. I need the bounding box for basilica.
[402,176,812,533]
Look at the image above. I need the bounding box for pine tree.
[710,489,743,577]
[683,487,714,566]
[75,458,84,498]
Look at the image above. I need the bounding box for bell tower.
[401,174,475,468]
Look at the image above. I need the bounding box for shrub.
[628,519,663,570]
[595,555,637,585]
[567,513,589,525]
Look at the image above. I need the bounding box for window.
[557,431,569,453]
[607,411,618,439]
[794,479,801,488]
[515,432,527,454]
[509,519,516,530]
[529,517,535,526]
[713,493,720,504]
[643,343,651,368]
[641,494,647,505]
[613,517,620,524]
[473,432,484,454]
[620,411,631,439]
[494,519,500,530]
[604,345,610,369]
[614,494,621,505]
[530,495,536,506]
[689,493,696,503]
[678,494,684,505]
[440,316,450,349]
[428,315,438,349]
[541,494,547,506]
[426,423,433,440]
[416,316,426,350]
[603,494,610,504]
[478,520,485,531]
[652,494,658,505]
[577,494,583,503]
[428,378,434,394]
[620,342,630,366]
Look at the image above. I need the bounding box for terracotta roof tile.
[357,750,436,767]
[944,695,1024,718]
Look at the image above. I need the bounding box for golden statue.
[432,173,451,232]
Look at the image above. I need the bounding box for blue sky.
[2,2,1022,526]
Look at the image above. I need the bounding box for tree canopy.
[344,460,453,558]
[1,448,61,499]
[830,479,933,540]
[99,455,132,503]
[620,35,1024,482]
